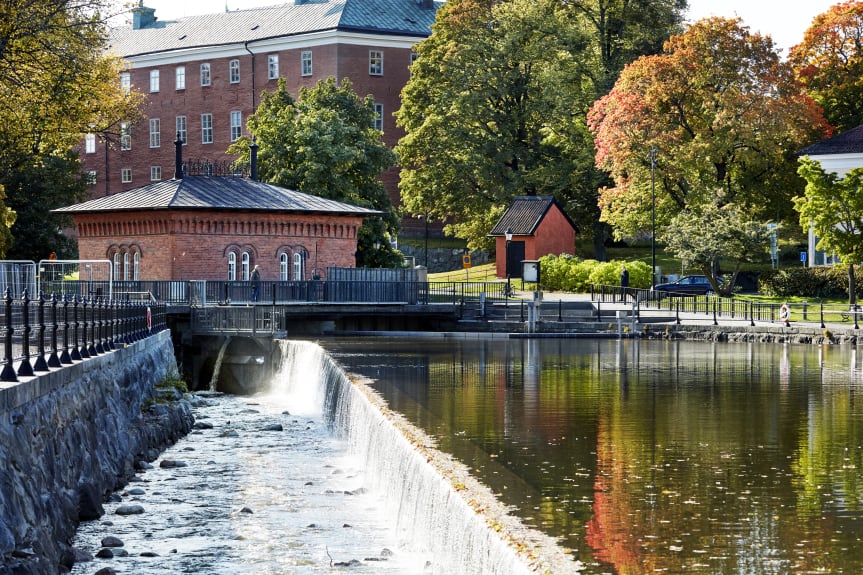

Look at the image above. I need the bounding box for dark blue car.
[653,275,720,296]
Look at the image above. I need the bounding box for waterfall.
[209,336,231,391]
[271,339,579,575]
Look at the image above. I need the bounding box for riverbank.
[0,331,193,575]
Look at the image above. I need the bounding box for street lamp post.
[649,147,658,290]
[505,227,513,298]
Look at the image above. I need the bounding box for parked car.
[653,275,721,296]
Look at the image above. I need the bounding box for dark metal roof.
[489,196,576,237]
[110,0,440,57]
[54,176,382,216]
[800,125,863,156]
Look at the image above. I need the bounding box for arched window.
[113,253,120,280]
[293,251,305,281]
[241,251,250,280]
[123,253,130,281]
[133,252,140,280]
[280,253,289,280]
[228,252,237,280]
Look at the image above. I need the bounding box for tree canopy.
[228,77,401,268]
[589,17,830,240]
[789,0,863,134]
[795,157,863,304]
[395,0,687,253]
[0,0,141,258]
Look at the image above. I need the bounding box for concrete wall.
[0,331,194,574]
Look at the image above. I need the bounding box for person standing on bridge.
[251,265,261,303]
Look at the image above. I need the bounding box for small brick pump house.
[490,196,577,279]
[56,138,379,282]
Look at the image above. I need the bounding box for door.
[506,241,525,279]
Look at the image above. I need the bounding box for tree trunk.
[592,220,608,262]
[850,264,857,306]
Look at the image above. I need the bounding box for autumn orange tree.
[789,0,863,134]
[588,17,829,249]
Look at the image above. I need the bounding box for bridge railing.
[0,289,165,383]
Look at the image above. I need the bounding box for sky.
[133,0,842,54]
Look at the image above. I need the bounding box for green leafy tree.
[661,203,773,294]
[0,0,142,258]
[229,78,401,268]
[396,0,687,254]
[589,17,830,241]
[789,0,863,133]
[795,157,863,305]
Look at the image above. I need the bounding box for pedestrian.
[620,265,629,302]
[251,264,261,303]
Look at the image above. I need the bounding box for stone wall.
[399,245,491,274]
[0,331,194,575]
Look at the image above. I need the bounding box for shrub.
[759,264,863,298]
[538,255,652,291]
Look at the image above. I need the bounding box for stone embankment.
[0,331,194,575]
[644,323,861,345]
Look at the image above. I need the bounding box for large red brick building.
[82,0,439,231]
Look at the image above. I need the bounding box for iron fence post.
[33,292,48,372]
[1,288,17,382]
[71,295,82,361]
[60,294,72,364]
[94,297,104,354]
[713,300,718,326]
[48,293,61,368]
[749,301,755,327]
[676,301,681,325]
[17,290,34,377]
[820,303,825,329]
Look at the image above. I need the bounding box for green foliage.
[758,266,861,298]
[538,254,650,292]
[230,77,402,267]
[795,157,863,302]
[0,0,143,258]
[157,371,189,395]
[395,0,687,251]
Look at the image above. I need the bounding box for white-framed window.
[229,59,240,83]
[228,252,237,281]
[301,50,313,76]
[121,168,132,183]
[230,111,242,142]
[120,122,131,150]
[293,252,304,280]
[123,253,130,281]
[149,118,160,148]
[369,50,383,75]
[149,69,159,92]
[120,72,131,95]
[280,253,289,280]
[176,66,185,90]
[201,113,213,144]
[133,252,140,280]
[86,170,97,186]
[200,62,211,86]
[268,54,279,80]
[113,253,120,277]
[150,166,161,181]
[85,133,96,154]
[373,103,384,132]
[241,252,250,281]
[176,115,187,144]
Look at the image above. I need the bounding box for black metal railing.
[0,288,166,383]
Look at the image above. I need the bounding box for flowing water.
[70,339,561,575]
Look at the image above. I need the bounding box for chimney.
[174,132,183,179]
[250,138,258,181]
[132,1,157,29]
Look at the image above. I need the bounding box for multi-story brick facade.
[81,0,438,235]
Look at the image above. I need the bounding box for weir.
[272,340,578,575]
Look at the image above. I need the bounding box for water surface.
[323,337,863,575]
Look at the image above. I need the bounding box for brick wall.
[73,210,364,281]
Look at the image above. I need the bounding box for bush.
[538,255,651,292]
[758,264,863,298]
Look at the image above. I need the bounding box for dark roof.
[110,0,440,57]
[489,196,576,237]
[800,125,863,156]
[54,176,382,216]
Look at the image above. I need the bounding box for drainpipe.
[244,41,256,110]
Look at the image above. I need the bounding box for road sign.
[462,254,471,268]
